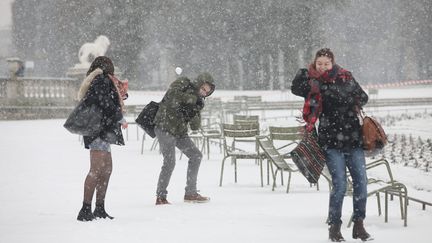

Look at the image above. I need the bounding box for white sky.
[0,0,13,29]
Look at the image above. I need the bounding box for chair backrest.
[222,123,260,155]
[222,123,259,138]
[233,115,259,123]
[269,126,303,141]
[257,136,293,171]
[233,95,262,103]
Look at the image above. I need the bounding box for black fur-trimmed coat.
[81,73,124,149]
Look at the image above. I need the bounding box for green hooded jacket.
[154,73,215,137]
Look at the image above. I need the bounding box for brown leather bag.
[360,110,388,151]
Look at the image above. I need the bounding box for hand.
[121,122,128,129]
[196,97,204,108]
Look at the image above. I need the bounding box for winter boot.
[77,202,95,221]
[352,220,372,241]
[155,197,171,205]
[184,193,210,203]
[329,223,345,242]
[93,203,114,219]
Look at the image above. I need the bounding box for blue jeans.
[325,148,368,225]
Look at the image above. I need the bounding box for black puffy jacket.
[291,68,368,150]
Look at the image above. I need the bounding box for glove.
[196,97,204,109]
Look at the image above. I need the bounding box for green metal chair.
[266,126,303,185]
[219,123,264,187]
[323,158,409,227]
[256,136,299,193]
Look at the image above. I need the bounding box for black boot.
[352,220,372,241]
[77,202,94,221]
[329,223,345,242]
[93,203,114,220]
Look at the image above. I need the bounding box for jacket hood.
[194,72,215,97]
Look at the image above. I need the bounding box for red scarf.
[108,74,129,113]
[302,64,351,132]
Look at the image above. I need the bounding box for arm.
[291,69,311,98]
[352,77,368,107]
[189,112,201,131]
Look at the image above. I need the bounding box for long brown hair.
[87,56,114,76]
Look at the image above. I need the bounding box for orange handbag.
[359,109,388,151]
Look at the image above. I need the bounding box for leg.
[83,150,105,204]
[95,151,113,205]
[346,148,368,222]
[78,149,105,221]
[176,135,203,196]
[346,148,371,241]
[325,149,348,226]
[93,151,114,219]
[155,128,177,199]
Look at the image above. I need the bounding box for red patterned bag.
[290,127,326,184]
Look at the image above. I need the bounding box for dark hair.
[313,48,335,66]
[86,56,114,76]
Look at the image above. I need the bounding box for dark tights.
[83,150,113,205]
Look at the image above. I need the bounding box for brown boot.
[352,220,372,241]
[329,223,345,242]
[184,193,210,203]
[155,197,171,205]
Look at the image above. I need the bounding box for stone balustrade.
[0,76,79,106]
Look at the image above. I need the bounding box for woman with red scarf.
[291,48,371,242]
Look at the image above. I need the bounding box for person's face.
[315,56,333,74]
[198,83,212,97]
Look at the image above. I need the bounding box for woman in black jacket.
[76,56,128,221]
[291,48,371,241]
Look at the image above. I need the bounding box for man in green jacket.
[154,72,215,205]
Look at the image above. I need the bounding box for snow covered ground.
[1,88,432,243]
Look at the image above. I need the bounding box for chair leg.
[140,134,145,154]
[280,170,284,186]
[234,158,238,183]
[376,192,382,216]
[403,186,408,227]
[398,191,404,219]
[206,137,210,160]
[259,158,263,187]
[286,171,292,193]
[150,138,158,151]
[269,162,276,188]
[266,159,270,185]
[385,191,389,223]
[219,138,223,153]
[347,213,354,228]
[272,169,278,191]
[219,156,228,186]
